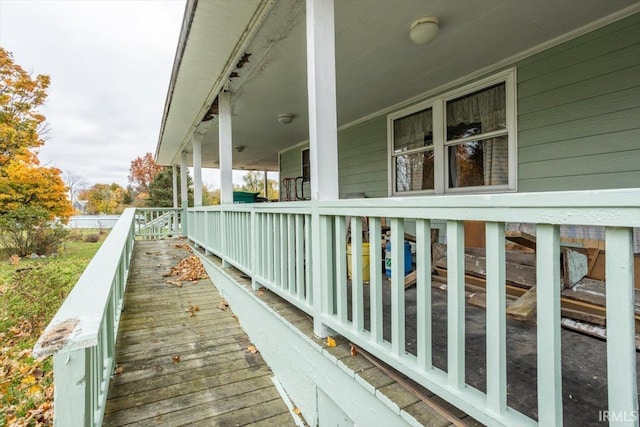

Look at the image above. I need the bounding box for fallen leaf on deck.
[166,256,206,282]
[350,344,358,356]
[326,336,337,347]
[247,345,258,354]
[217,300,229,311]
[293,407,301,416]
[185,306,198,317]
[114,366,124,375]
[172,355,181,363]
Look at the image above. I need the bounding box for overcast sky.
[0,0,233,187]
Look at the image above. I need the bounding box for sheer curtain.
[394,109,433,191]
[446,83,507,185]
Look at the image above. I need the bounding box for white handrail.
[186,188,640,427]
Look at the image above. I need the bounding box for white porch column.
[192,134,203,207]
[306,0,339,201]
[172,164,178,208]
[180,151,189,237]
[264,170,268,199]
[306,0,339,338]
[180,152,188,208]
[219,91,234,204]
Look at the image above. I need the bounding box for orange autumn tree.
[0,47,72,255]
[128,152,162,205]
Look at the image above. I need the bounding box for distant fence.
[65,215,121,229]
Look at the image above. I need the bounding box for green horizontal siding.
[517,12,640,192]
[279,13,640,196]
[338,116,388,198]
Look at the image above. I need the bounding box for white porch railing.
[135,207,182,239]
[187,189,639,427]
[32,208,181,427]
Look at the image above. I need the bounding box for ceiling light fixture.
[278,113,293,125]
[409,17,439,45]
[234,145,245,153]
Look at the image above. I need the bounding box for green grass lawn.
[0,229,108,426]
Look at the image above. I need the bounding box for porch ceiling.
[156,0,638,170]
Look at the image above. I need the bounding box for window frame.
[387,68,517,196]
[301,148,310,182]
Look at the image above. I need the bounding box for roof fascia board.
[169,0,276,166]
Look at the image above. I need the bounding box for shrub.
[0,206,69,257]
[84,233,100,243]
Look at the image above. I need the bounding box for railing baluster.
[351,216,364,331]
[605,227,638,425]
[391,218,405,356]
[274,214,281,286]
[416,218,432,371]
[486,221,506,415]
[446,220,465,390]
[536,224,563,426]
[305,214,312,303]
[280,214,288,290]
[369,217,383,343]
[288,214,296,294]
[296,215,305,300]
[335,216,348,322]
[268,214,274,282]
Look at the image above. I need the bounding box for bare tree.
[63,171,88,203]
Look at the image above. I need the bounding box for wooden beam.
[505,231,536,250]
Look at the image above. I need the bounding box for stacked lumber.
[402,229,640,346]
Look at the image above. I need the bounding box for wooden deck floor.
[103,239,295,427]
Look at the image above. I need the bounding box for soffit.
[158,0,638,170]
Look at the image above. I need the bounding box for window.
[301,148,310,182]
[389,69,516,195]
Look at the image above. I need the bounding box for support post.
[306,0,339,201]
[306,0,339,338]
[172,165,178,208]
[193,133,203,207]
[264,170,268,200]
[180,152,189,237]
[219,91,233,205]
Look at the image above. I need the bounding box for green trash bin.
[233,191,259,203]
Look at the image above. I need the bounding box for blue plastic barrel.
[384,241,412,278]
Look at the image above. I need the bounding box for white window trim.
[387,68,518,196]
[301,147,310,182]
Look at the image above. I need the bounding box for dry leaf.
[193,306,200,311]
[293,407,302,415]
[28,384,43,396]
[217,300,229,311]
[21,374,36,385]
[326,336,337,347]
[167,256,206,282]
[114,366,124,375]
[172,355,181,363]
[9,254,20,266]
[350,344,358,356]
[247,345,258,354]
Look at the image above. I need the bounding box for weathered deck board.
[104,240,294,427]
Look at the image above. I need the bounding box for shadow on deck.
[103,239,296,426]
